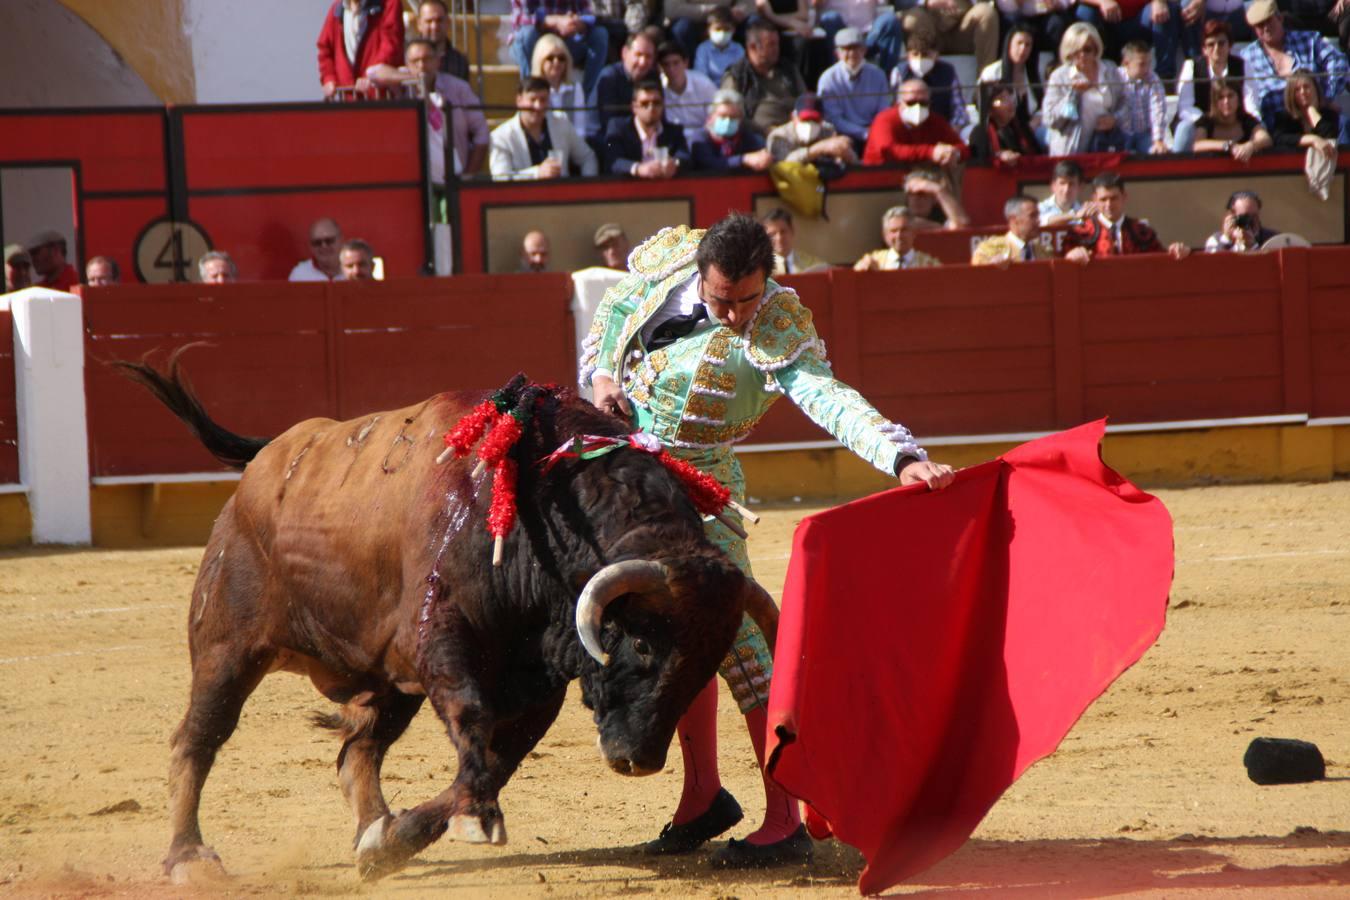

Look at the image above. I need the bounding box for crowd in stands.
[309,0,1345,186]
[9,0,1343,293]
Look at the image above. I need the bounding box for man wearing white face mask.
[817,28,891,152]
[766,93,859,163]
[862,78,970,170]
[690,89,775,170]
[888,33,970,132]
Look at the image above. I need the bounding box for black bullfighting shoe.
[643,788,743,855]
[709,824,814,869]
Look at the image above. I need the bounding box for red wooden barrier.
[0,308,17,484]
[82,273,575,477]
[1307,248,1350,418]
[73,246,1350,477]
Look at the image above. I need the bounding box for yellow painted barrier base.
[1,425,1346,548]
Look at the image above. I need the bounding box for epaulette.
[628,225,705,283]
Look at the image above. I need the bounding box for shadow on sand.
[383,828,1350,896]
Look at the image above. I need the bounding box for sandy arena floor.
[1,480,1347,898]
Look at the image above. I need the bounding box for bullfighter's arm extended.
[747,288,927,476]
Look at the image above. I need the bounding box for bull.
[118,353,777,882]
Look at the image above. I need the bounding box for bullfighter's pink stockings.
[740,704,802,845]
[671,679,720,825]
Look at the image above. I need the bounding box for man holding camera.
[1203,190,1280,253]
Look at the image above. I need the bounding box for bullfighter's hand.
[898,459,956,490]
[593,374,632,417]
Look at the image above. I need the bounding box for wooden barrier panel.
[83,282,333,476]
[1077,252,1286,424]
[0,308,17,484]
[333,273,576,419]
[1308,247,1350,418]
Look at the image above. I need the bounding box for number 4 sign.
[133,217,214,283]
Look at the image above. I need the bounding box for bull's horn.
[575,560,671,665]
[742,579,779,660]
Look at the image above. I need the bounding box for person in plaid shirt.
[1118,41,1169,153]
[1240,0,1347,139]
[509,0,611,95]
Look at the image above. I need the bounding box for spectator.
[1280,0,1350,53]
[668,0,751,60]
[889,32,970,134]
[659,41,720,147]
[903,166,972,230]
[1038,159,1090,225]
[977,23,1044,129]
[492,77,599,179]
[1193,79,1274,160]
[900,0,1000,71]
[693,7,748,83]
[85,256,120,287]
[291,218,345,281]
[993,0,1074,68]
[761,208,829,274]
[596,32,658,136]
[594,223,632,268]
[972,195,1054,264]
[766,92,859,163]
[1172,20,1245,152]
[603,79,691,175]
[396,38,490,180]
[1118,41,1168,155]
[520,230,552,271]
[510,0,610,96]
[1043,23,1128,155]
[1270,69,1341,159]
[817,0,904,74]
[26,231,79,291]
[969,82,1045,162]
[817,27,892,152]
[721,20,806,131]
[861,78,971,176]
[317,0,405,98]
[751,0,815,77]
[1241,0,1347,135]
[340,240,377,280]
[198,251,238,284]
[1190,0,1253,45]
[415,0,471,80]
[4,245,33,292]
[532,34,596,140]
[853,206,943,270]
[1204,190,1280,252]
[1100,0,1184,86]
[1063,171,1191,261]
[690,89,774,170]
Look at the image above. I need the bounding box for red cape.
[764,421,1173,895]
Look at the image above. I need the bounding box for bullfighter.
[580,213,954,866]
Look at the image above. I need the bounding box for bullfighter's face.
[699,263,765,335]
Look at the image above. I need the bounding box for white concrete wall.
[187,0,338,103]
[0,0,158,107]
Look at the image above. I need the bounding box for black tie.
[647,304,708,350]
[1022,242,1034,261]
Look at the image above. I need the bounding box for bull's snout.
[597,735,664,776]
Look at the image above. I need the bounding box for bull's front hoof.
[447,810,507,845]
[356,814,416,882]
[163,846,227,885]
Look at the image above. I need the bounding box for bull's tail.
[112,344,270,470]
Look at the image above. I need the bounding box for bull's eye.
[632,637,652,658]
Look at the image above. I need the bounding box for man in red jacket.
[861,78,970,181]
[317,0,405,98]
[1063,171,1191,261]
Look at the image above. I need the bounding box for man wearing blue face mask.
[690,89,775,170]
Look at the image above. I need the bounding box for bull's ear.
[741,578,779,659]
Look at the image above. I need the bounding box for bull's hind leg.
[164,648,272,883]
[315,692,424,855]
